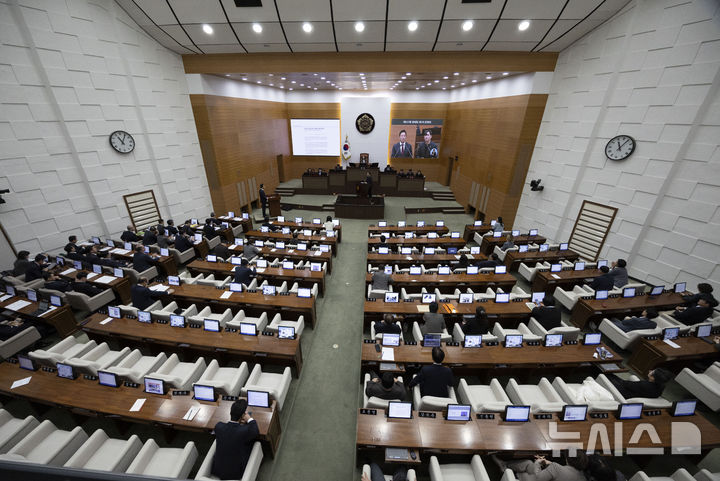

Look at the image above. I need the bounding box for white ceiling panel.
[443,0,506,20]
[436,19,496,43]
[232,22,288,43]
[134,0,178,25]
[484,41,539,51]
[434,41,488,51]
[197,44,247,54]
[561,0,605,19]
[385,20,440,43]
[220,0,279,22]
[115,0,153,26]
[244,43,291,53]
[385,42,436,51]
[334,20,385,43]
[167,0,227,23]
[291,43,339,52]
[537,19,605,51]
[184,23,239,45]
[332,0,387,22]
[276,0,332,22]
[337,42,386,52]
[490,19,553,42]
[161,24,195,45]
[388,0,446,21]
[503,0,567,20]
[284,21,335,43]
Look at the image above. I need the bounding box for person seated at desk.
[371,267,392,291]
[317,168,327,176]
[408,347,453,398]
[611,308,659,332]
[211,399,259,480]
[365,371,406,401]
[155,218,166,235]
[65,245,84,262]
[415,170,424,178]
[165,219,178,236]
[493,217,505,233]
[206,212,223,226]
[476,253,501,269]
[131,276,172,311]
[495,451,589,481]
[605,368,673,399]
[362,462,409,481]
[173,233,194,253]
[673,298,714,325]
[203,219,219,239]
[407,168,414,177]
[243,242,261,260]
[180,220,194,236]
[376,235,389,251]
[590,265,614,291]
[420,302,446,336]
[156,232,174,249]
[121,225,141,243]
[24,254,48,282]
[88,245,125,269]
[71,271,103,297]
[500,234,515,251]
[12,250,31,277]
[451,254,469,270]
[333,164,343,171]
[132,245,158,273]
[462,306,490,335]
[142,226,158,246]
[43,271,71,292]
[383,164,395,173]
[397,169,406,177]
[531,297,561,331]
[323,215,334,233]
[233,259,257,286]
[375,314,402,335]
[683,282,719,308]
[0,317,37,342]
[213,243,231,260]
[608,258,628,288]
[64,235,87,256]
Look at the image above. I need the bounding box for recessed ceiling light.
[290,80,295,84]
[420,85,425,88]
[408,21,418,32]
[300,83,304,86]
[268,73,273,77]
[252,23,263,33]
[398,80,402,83]
[502,72,509,76]
[426,82,431,86]
[202,24,213,34]
[406,72,411,76]
[313,73,318,76]
[355,21,365,32]
[401,76,406,79]
[451,85,455,88]
[314,88,317,90]
[472,79,477,83]
[257,81,261,84]
[280,77,286,80]
[302,22,313,33]
[269,83,274,86]
[307,86,311,89]
[321,76,326,80]
[415,87,419,90]
[461,82,465,85]
[462,20,473,31]
[338,87,342,90]
[453,72,459,76]
[242,77,247,80]
[225,74,230,77]
[443,76,448,79]
[486,75,492,80]
[518,20,530,31]
[289,88,293,90]
[442,87,446,90]
[326,80,331,83]
[359,73,365,76]
[434,80,439,83]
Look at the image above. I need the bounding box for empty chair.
[468,287,495,301]
[434,288,462,301]
[598,316,677,350]
[0,420,87,465]
[522,318,581,342]
[168,245,195,266]
[118,299,162,317]
[506,377,565,413]
[363,373,405,408]
[452,323,498,344]
[394,265,410,274]
[288,282,319,298]
[227,311,269,331]
[65,288,116,313]
[179,304,201,319]
[493,245,517,262]
[29,337,98,368]
[178,272,203,285]
[64,343,131,375]
[204,235,221,250]
[37,287,67,303]
[370,321,404,342]
[189,307,233,327]
[196,274,231,288]
[147,354,206,390]
[412,321,451,343]
[493,324,541,343]
[430,454,514,481]
[507,285,530,300]
[126,439,197,479]
[195,440,263,481]
[596,373,672,408]
[104,350,167,384]
[0,326,41,360]
[421,265,438,274]
[629,469,694,481]
[554,285,595,311]
[241,365,292,410]
[64,430,142,472]
[458,378,512,413]
[266,314,305,336]
[367,264,379,273]
[552,376,619,411]
[695,470,720,481]
[0,410,39,454]
[412,374,457,411]
[196,360,249,396]
[363,463,417,481]
[259,280,288,293]
[675,362,720,411]
[367,283,393,300]
[401,287,426,301]
[150,301,179,321]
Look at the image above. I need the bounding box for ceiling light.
[338,87,342,90]
[289,88,293,90]
[225,74,230,77]
[202,24,213,34]
[426,82,431,86]
[406,72,411,76]
[451,85,455,88]
[359,73,365,76]
[502,72,509,76]
[242,77,247,80]
[307,86,311,88]
[326,80,331,83]
[397,80,402,83]
[252,23,263,33]
[518,20,530,31]
[472,79,477,83]
[313,73,318,76]
[355,22,365,32]
[269,83,273,86]
[443,76,448,79]
[401,76,406,79]
[300,83,304,86]
[461,82,465,85]
[280,86,284,89]
[321,76,325,80]
[415,87,419,90]
[434,80,439,83]
[486,75,492,80]
[420,85,425,88]
[302,22,313,33]
[453,72,459,76]
[281,77,286,80]
[462,20,473,31]
[314,88,317,90]
[257,81,261,84]
[442,87,446,90]
[408,21,418,32]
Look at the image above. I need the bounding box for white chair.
[126,439,197,479]
[64,343,131,375]
[288,282,319,298]
[492,324,541,343]
[227,311,269,331]
[368,283,393,300]
[518,261,550,282]
[196,274,231,288]
[147,354,206,390]
[204,235,221,250]
[29,337,98,368]
[401,287,425,301]
[363,373,405,408]
[452,323,498,344]
[467,287,495,301]
[0,420,87,465]
[122,266,159,285]
[506,285,531,300]
[0,410,39,454]
[363,463,417,481]
[552,376,619,411]
[64,430,142,472]
[412,321,451,343]
[241,365,292,410]
[104,350,168,384]
[189,307,233,327]
[259,280,288,294]
[180,304,200,319]
[524,318,581,342]
[168,246,195,266]
[196,360,249,396]
[266,314,305,336]
[178,272,203,285]
[596,373,672,408]
[629,469,694,481]
[394,265,410,274]
[422,265,438,275]
[118,300,162,317]
[554,285,594,311]
[494,245,517,262]
[430,454,514,481]
[458,378,511,413]
[695,469,720,481]
[506,377,565,413]
[65,288,116,313]
[598,316,677,350]
[0,326,41,360]
[150,301,179,322]
[412,374,457,411]
[195,441,263,481]
[435,288,462,301]
[370,321,404,342]
[675,362,720,411]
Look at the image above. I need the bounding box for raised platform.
[334,195,385,219]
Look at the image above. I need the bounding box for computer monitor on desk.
[382,333,400,347]
[248,390,270,408]
[422,334,442,348]
[445,404,471,421]
[504,405,530,422]
[387,402,412,419]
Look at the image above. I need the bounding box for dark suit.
[683,293,719,308]
[156,235,173,249]
[206,217,222,226]
[131,284,168,311]
[24,262,45,282]
[673,305,713,325]
[259,188,268,217]
[166,225,178,236]
[391,142,412,158]
[590,273,615,291]
[531,306,561,331]
[612,316,657,332]
[65,242,86,254]
[365,379,405,401]
[174,236,193,253]
[203,223,218,239]
[44,279,71,292]
[374,321,401,335]
[408,364,453,398]
[606,373,664,398]
[121,230,141,242]
[72,281,103,297]
[415,141,438,158]
[212,420,259,480]
[421,312,446,336]
[476,259,500,269]
[142,231,157,246]
[132,252,156,273]
[608,266,628,287]
[12,259,31,277]
[234,266,256,286]
[463,317,489,335]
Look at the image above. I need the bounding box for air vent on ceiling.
[234,0,262,6]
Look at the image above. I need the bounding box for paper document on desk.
[39,306,58,317]
[381,347,395,361]
[220,291,232,299]
[86,272,99,280]
[0,294,12,302]
[525,302,538,310]
[149,284,169,292]
[416,305,430,313]
[129,399,146,412]
[551,274,561,279]
[99,317,114,325]
[663,339,681,349]
[5,300,31,311]
[313,251,322,256]
[96,275,117,284]
[78,242,93,246]
[110,248,129,255]
[11,377,32,389]
[100,246,112,252]
[229,244,237,249]
[255,268,265,273]
[467,255,474,259]
[60,268,76,275]
[183,406,201,421]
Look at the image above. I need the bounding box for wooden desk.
[217,215,253,233]
[367,237,466,252]
[480,235,547,255]
[167,284,317,328]
[368,225,449,236]
[363,300,532,326]
[0,295,77,336]
[228,245,333,274]
[365,272,516,292]
[187,260,325,296]
[627,337,720,375]
[81,313,303,374]
[97,244,178,277]
[463,224,494,242]
[57,267,131,304]
[189,224,235,243]
[269,221,342,243]
[366,253,487,268]
[532,269,603,295]
[503,250,580,272]
[0,362,282,456]
[569,292,685,329]
[244,230,337,256]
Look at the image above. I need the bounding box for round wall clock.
[355,113,375,134]
[109,130,135,154]
[605,134,635,160]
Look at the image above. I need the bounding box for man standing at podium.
[259,184,267,218]
[391,130,412,158]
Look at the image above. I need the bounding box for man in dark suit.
[24,254,47,282]
[415,130,438,158]
[155,218,166,235]
[371,267,392,291]
[590,265,614,291]
[461,306,490,335]
[206,212,223,226]
[65,245,84,262]
[365,371,405,401]
[203,220,218,239]
[390,130,412,158]
[142,227,158,246]
[530,297,561,331]
[121,225,141,242]
[174,233,194,253]
[130,277,172,311]
[606,368,673,398]
[43,272,71,292]
[477,253,501,269]
[375,314,402,335]
[165,219,179,236]
[611,308,659,332]
[259,184,268,218]
[132,245,157,273]
[71,271,103,297]
[12,251,31,277]
[376,235,389,250]
[212,399,259,480]
[180,220,194,236]
[64,235,87,255]
[673,298,713,325]
[234,259,256,286]
[408,347,453,398]
[682,283,719,308]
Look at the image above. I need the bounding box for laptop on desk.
[30,300,51,317]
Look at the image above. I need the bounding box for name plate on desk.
[360,408,377,415]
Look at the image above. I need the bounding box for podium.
[268,194,282,217]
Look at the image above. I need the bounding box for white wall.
[0,0,211,257]
[340,97,391,168]
[514,0,720,290]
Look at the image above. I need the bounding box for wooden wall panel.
[285,103,342,179]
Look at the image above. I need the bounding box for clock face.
[109,130,135,154]
[605,135,635,160]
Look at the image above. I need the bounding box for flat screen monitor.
[409,266,421,275]
[417,221,425,227]
[504,405,531,422]
[505,334,523,347]
[143,246,150,253]
[170,315,185,327]
[618,403,643,420]
[235,238,245,245]
[544,334,563,347]
[17,354,36,371]
[559,243,569,251]
[248,390,270,408]
[562,405,588,422]
[239,322,257,336]
[203,319,220,332]
[424,247,435,255]
[650,285,664,296]
[595,290,608,300]
[93,264,102,274]
[493,231,502,238]
[332,219,340,226]
[297,243,307,251]
[512,230,520,236]
[438,266,451,275]
[495,293,510,303]
[295,217,303,224]
[423,334,442,348]
[98,370,119,388]
[108,306,121,318]
[50,295,62,307]
[255,259,268,268]
[388,401,413,419]
[539,244,549,252]
[451,232,460,239]
[530,229,538,236]
[384,292,399,303]
[113,267,124,278]
[597,259,608,268]
[278,326,296,339]
[427,232,438,239]
[57,362,75,380]
[311,262,322,272]
[696,324,712,338]
[229,282,243,292]
[191,218,198,224]
[446,404,471,421]
[160,248,169,257]
[193,384,216,402]
[107,240,115,247]
[550,263,562,273]
[242,213,249,219]
[167,275,180,286]
[138,311,152,323]
[494,265,507,274]
[490,220,497,226]
[464,335,482,348]
[672,400,697,417]
[144,377,166,395]
[263,285,277,296]
[382,333,401,347]
[228,211,235,217]
[56,256,65,266]
[282,261,294,270]
[382,265,393,275]
[531,292,545,304]
[623,287,636,298]
[92,236,100,244]
[319,245,330,253]
[447,247,458,255]
[663,327,680,340]
[230,257,242,266]
[312,218,321,225]
[583,333,602,345]
[459,293,473,304]
[276,215,285,222]
[401,247,412,255]
[674,282,687,293]
[467,266,479,275]
[470,246,481,255]
[518,245,528,253]
[436,220,444,227]
[254,240,264,247]
[474,220,483,226]
[574,262,585,271]
[206,254,217,263]
[73,260,83,270]
[325,230,335,238]
[297,288,312,298]
[303,229,312,236]
[422,293,436,304]
[260,226,269,233]
[378,221,387,227]
[397,221,406,227]
[5,285,15,296]
[26,289,37,302]
[281,228,290,235]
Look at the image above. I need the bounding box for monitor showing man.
[391,130,412,158]
[415,130,438,158]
